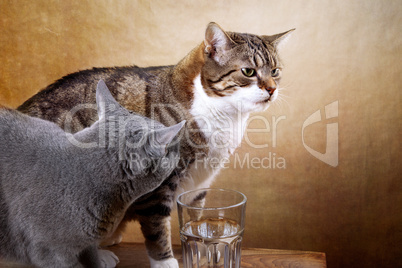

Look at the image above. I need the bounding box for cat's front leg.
[137,214,179,268]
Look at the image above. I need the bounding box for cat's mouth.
[259,96,271,104]
[260,91,278,104]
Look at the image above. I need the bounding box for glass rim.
[177,188,247,210]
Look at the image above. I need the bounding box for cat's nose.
[260,84,276,95]
[260,78,276,95]
[266,86,276,95]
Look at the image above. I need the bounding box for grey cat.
[0,80,185,268]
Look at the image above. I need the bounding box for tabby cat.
[0,80,184,268]
[18,22,294,267]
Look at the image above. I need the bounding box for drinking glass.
[177,188,247,268]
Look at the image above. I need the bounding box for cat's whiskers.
[271,87,291,112]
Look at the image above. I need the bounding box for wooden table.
[0,242,326,268]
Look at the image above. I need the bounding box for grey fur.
[0,80,184,268]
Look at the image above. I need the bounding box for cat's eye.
[271,68,280,77]
[241,68,256,77]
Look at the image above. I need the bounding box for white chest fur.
[190,75,249,156]
[178,75,250,192]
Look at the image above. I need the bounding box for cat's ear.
[153,120,186,152]
[262,28,295,50]
[204,22,234,63]
[96,79,119,120]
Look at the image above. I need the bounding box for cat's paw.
[99,249,119,268]
[149,257,179,268]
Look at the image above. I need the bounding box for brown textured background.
[1,1,401,267]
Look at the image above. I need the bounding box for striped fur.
[17,22,293,267]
